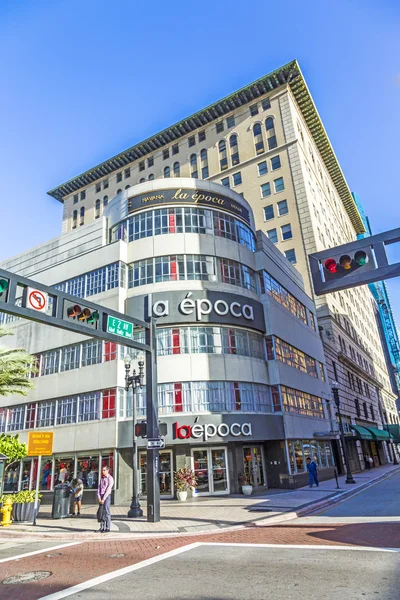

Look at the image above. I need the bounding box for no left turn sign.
[26,287,48,312]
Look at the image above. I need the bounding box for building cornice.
[47,60,365,234]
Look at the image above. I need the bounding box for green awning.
[365,427,392,441]
[387,425,400,443]
[351,425,374,440]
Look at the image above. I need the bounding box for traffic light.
[0,278,9,299]
[64,300,100,329]
[323,250,371,280]
[135,422,147,437]
[158,422,167,437]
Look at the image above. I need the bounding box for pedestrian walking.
[306,457,319,487]
[97,465,114,533]
[364,454,371,470]
[71,477,84,516]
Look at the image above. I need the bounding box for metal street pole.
[124,358,144,519]
[331,382,355,484]
[145,317,160,523]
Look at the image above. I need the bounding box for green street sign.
[106,315,134,339]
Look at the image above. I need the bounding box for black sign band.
[127,187,251,226]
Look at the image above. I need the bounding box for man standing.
[97,465,114,533]
[306,457,319,487]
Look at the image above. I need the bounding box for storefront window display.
[288,440,334,474]
[21,460,32,490]
[77,455,99,489]
[54,458,74,486]
[140,451,173,497]
[3,464,19,492]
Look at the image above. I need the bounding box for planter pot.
[12,502,38,522]
[191,488,198,499]
[177,490,188,501]
[242,485,253,496]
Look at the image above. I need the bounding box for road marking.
[38,542,203,600]
[202,542,400,553]
[0,542,81,564]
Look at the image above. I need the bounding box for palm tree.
[0,326,35,397]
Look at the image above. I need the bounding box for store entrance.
[243,446,266,489]
[191,447,229,495]
[139,450,173,499]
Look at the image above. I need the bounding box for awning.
[387,425,400,443]
[365,427,392,441]
[351,425,374,440]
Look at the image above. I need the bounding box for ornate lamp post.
[124,357,145,518]
[330,381,356,484]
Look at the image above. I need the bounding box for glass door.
[192,447,229,495]
[140,450,174,498]
[243,446,266,488]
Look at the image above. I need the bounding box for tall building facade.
[48,59,399,472]
[1,180,335,501]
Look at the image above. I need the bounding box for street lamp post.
[124,357,145,518]
[330,381,356,484]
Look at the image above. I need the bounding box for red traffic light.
[135,422,147,437]
[324,258,337,273]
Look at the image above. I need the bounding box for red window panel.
[215,216,222,237]
[104,342,117,362]
[234,382,241,410]
[174,382,183,412]
[172,328,181,355]
[265,336,274,360]
[228,329,236,355]
[168,212,176,233]
[170,258,178,281]
[102,389,116,419]
[271,386,281,412]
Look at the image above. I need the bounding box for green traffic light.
[0,278,9,293]
[87,310,99,324]
[354,250,368,266]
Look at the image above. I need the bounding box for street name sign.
[106,315,134,339]
[147,438,165,449]
[27,432,54,456]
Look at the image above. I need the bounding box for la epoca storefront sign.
[174,421,253,441]
[127,290,266,332]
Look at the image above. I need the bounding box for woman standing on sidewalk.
[97,465,114,533]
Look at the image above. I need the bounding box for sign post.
[27,432,54,525]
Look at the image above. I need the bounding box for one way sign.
[147,438,165,449]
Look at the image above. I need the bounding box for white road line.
[0,541,81,564]
[202,542,400,553]
[38,542,203,600]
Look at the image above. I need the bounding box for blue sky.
[0,0,399,318]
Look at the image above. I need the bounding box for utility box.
[51,484,72,519]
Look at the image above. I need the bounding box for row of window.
[128,255,257,292]
[266,223,292,244]
[261,176,285,198]
[266,335,325,381]
[264,200,288,221]
[288,439,334,474]
[54,262,124,298]
[109,207,256,252]
[253,118,278,155]
[347,370,371,399]
[280,385,325,419]
[354,397,375,421]
[259,270,316,330]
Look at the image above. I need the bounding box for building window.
[173,162,180,177]
[164,166,170,178]
[250,104,259,116]
[163,149,169,160]
[259,273,307,322]
[190,154,198,178]
[80,206,85,226]
[264,205,274,221]
[219,259,257,293]
[80,190,86,200]
[148,174,154,181]
[95,199,101,219]
[124,167,131,178]
[267,228,278,244]
[102,389,116,419]
[277,200,288,216]
[116,172,122,183]
[73,194,78,204]
[261,182,271,198]
[172,143,179,155]
[72,210,77,229]
[103,195,108,207]
[262,98,271,111]
[227,115,235,128]
[128,255,216,288]
[370,405,375,420]
[271,336,318,378]
[216,121,224,134]
[281,385,324,418]
[81,339,102,367]
[355,398,361,417]
[271,156,281,170]
[60,345,80,372]
[253,123,264,155]
[147,157,154,168]
[95,183,101,193]
[139,178,145,183]
[281,224,292,241]
[139,161,145,171]
[221,177,230,187]
[274,177,284,193]
[78,392,100,422]
[218,140,228,171]
[117,189,122,194]
[265,117,274,130]
[200,149,209,179]
[232,172,242,186]
[229,134,240,166]
[265,117,277,149]
[363,402,368,419]
[188,136,195,148]
[103,179,108,190]
[198,131,206,142]
[284,249,296,264]
[258,161,267,176]
[37,401,56,428]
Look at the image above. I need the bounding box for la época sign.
[174,421,253,441]
[153,292,254,322]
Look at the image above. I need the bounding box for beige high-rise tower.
[49,59,399,472]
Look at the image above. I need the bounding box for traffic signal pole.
[145,318,160,522]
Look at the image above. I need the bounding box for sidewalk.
[1,463,398,541]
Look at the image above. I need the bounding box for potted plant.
[174,466,197,501]
[238,473,253,496]
[0,490,42,522]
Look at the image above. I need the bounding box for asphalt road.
[61,544,400,600]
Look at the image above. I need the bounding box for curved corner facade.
[0,179,334,501]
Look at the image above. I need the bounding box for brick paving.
[1,522,400,600]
